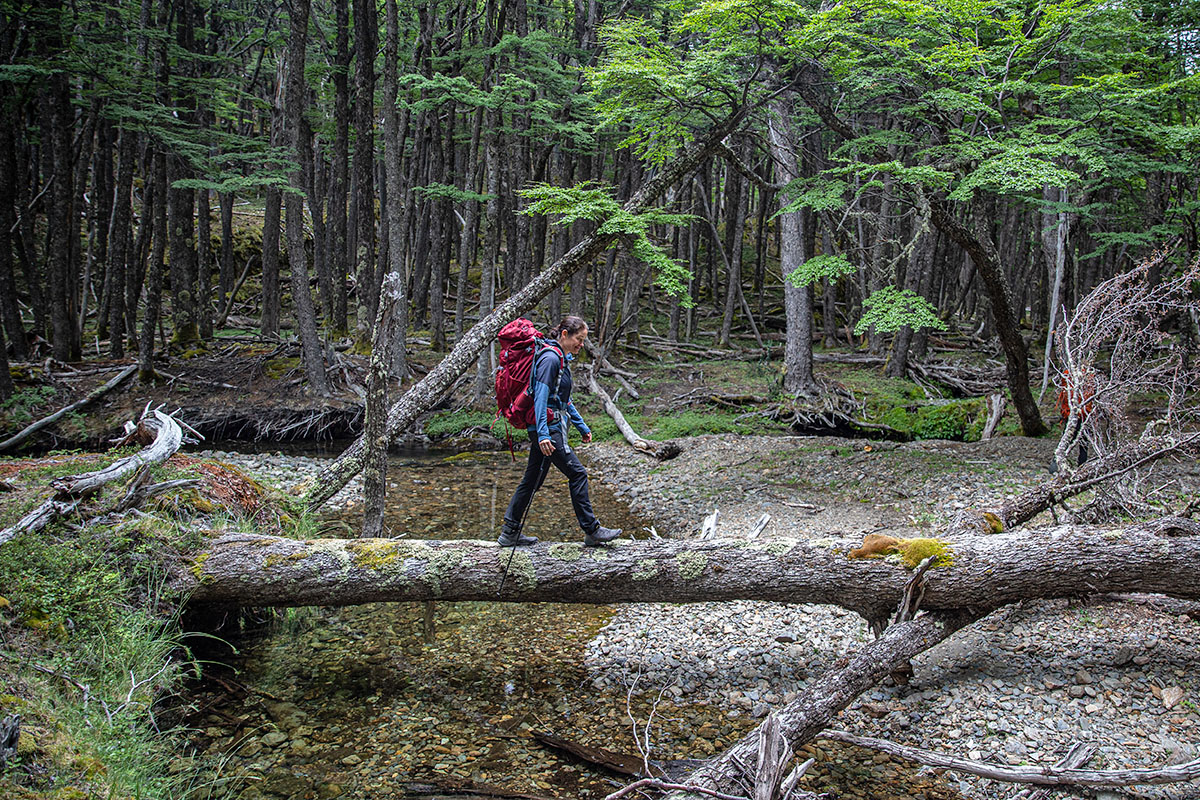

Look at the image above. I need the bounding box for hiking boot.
[584,526,622,547]
[497,528,538,547]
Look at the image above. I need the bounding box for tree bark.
[929,199,1048,436]
[47,67,79,361]
[283,0,329,396]
[0,116,27,361]
[105,125,137,357]
[168,158,199,345]
[381,0,409,377]
[138,148,168,382]
[182,523,1200,618]
[362,271,403,538]
[767,96,816,394]
[719,152,749,347]
[352,0,378,335]
[328,0,351,334]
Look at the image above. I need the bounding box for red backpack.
[495,319,563,429]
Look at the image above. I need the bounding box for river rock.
[260,731,288,748]
[1162,686,1185,709]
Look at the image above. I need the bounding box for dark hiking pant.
[503,422,599,536]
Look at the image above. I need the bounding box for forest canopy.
[0,0,1195,414]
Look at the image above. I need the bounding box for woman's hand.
[581,432,593,444]
[539,438,556,456]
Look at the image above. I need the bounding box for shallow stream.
[189,450,706,800]
[187,447,964,800]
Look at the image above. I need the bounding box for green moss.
[675,551,707,580]
[877,399,987,441]
[263,356,301,380]
[549,543,584,562]
[441,451,489,463]
[263,549,312,569]
[346,539,407,569]
[190,552,213,584]
[897,538,955,568]
[425,410,506,439]
[632,559,660,581]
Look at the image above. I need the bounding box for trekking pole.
[497,453,552,597]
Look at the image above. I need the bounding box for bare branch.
[821,729,1200,787]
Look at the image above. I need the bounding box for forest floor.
[1,330,1017,454]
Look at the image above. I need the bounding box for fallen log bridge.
[182,521,1200,620]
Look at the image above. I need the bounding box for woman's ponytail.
[549,315,588,339]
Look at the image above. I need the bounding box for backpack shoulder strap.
[529,340,567,395]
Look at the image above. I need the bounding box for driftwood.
[581,366,680,460]
[180,524,1200,622]
[667,610,982,799]
[532,730,663,778]
[981,392,1005,440]
[0,499,77,547]
[820,730,1200,788]
[1012,742,1098,799]
[998,433,1200,528]
[50,411,183,497]
[0,411,186,548]
[0,714,19,765]
[0,363,137,452]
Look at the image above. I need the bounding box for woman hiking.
[497,316,622,548]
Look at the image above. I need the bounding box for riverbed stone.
[260,731,288,748]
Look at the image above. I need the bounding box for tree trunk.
[0,310,12,398]
[105,126,137,357]
[183,523,1200,617]
[219,191,235,311]
[767,97,816,394]
[719,154,749,347]
[886,209,934,378]
[1038,186,1068,400]
[929,199,1048,436]
[671,610,981,799]
[382,0,409,376]
[167,158,198,345]
[362,271,403,538]
[0,116,27,361]
[138,150,168,382]
[328,0,351,334]
[284,0,329,396]
[455,108,484,342]
[261,183,283,338]
[197,187,213,340]
[352,0,378,335]
[47,70,78,361]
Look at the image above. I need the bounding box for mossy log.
[181,520,1200,620]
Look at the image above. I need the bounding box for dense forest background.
[0,0,1197,431]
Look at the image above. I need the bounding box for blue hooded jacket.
[528,340,590,443]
